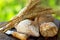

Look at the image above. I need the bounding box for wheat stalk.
[0,0,54,32]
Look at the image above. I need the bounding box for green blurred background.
[0,0,60,22]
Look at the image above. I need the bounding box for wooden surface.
[0,19,60,40]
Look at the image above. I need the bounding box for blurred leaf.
[0,0,60,22]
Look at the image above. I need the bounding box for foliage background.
[0,0,60,22]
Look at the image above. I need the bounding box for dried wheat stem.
[0,0,41,32]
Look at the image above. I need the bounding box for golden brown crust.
[12,32,28,40]
[40,22,58,37]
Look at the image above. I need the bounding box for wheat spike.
[0,0,54,32]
